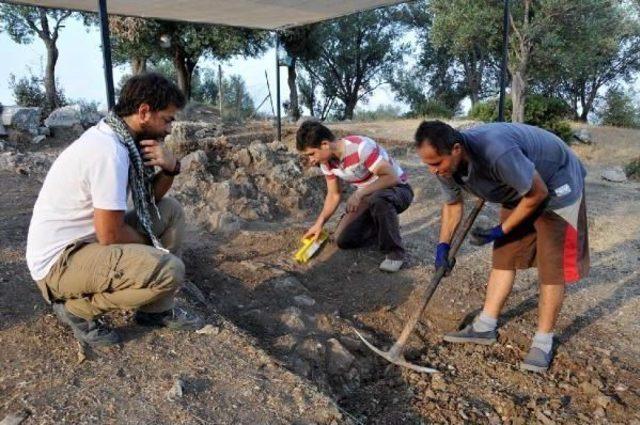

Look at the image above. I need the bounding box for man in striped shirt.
[296,121,413,272]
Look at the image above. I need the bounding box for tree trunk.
[173,49,192,100]
[131,57,147,75]
[511,70,526,123]
[44,40,59,114]
[343,96,358,120]
[287,58,300,121]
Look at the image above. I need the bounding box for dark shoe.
[520,347,553,373]
[134,307,204,331]
[443,323,497,345]
[52,303,121,346]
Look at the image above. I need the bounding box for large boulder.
[601,166,627,183]
[1,106,42,135]
[573,128,594,144]
[44,104,103,140]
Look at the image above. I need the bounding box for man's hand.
[435,242,456,275]
[346,191,364,213]
[470,225,505,246]
[140,139,177,172]
[304,221,324,241]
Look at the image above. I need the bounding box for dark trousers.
[334,183,413,260]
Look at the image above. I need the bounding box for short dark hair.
[296,120,335,151]
[414,120,462,155]
[114,72,186,117]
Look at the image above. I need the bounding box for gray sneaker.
[52,303,121,346]
[135,307,204,331]
[520,347,553,373]
[443,323,497,345]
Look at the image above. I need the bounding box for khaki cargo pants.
[37,197,186,321]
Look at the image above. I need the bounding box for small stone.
[430,375,447,391]
[326,338,355,375]
[295,337,324,363]
[0,410,30,425]
[31,135,46,144]
[535,410,555,425]
[293,294,316,307]
[601,167,627,183]
[195,324,220,335]
[614,383,628,392]
[579,381,600,396]
[595,394,612,409]
[167,379,184,400]
[593,407,605,418]
[279,307,306,332]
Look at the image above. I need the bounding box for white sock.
[472,311,498,332]
[531,331,554,354]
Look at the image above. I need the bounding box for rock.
[234,148,253,167]
[295,337,325,363]
[44,105,83,128]
[0,123,7,137]
[614,383,628,392]
[326,338,355,375]
[248,140,270,163]
[580,381,602,396]
[195,324,220,335]
[573,128,593,144]
[1,106,41,135]
[32,135,46,144]
[0,411,29,425]
[280,307,306,332]
[44,104,99,139]
[166,379,184,400]
[601,167,627,183]
[206,211,242,233]
[430,375,447,391]
[595,394,612,409]
[267,140,288,152]
[272,333,298,352]
[593,407,606,418]
[37,126,51,137]
[0,141,6,151]
[181,150,208,172]
[272,275,307,293]
[293,294,316,307]
[296,116,320,127]
[535,410,556,425]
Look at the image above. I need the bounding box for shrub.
[406,99,454,119]
[9,73,66,114]
[625,157,640,180]
[353,104,402,121]
[598,87,640,128]
[468,95,574,143]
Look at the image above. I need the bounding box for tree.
[598,86,640,128]
[106,18,269,98]
[278,25,321,121]
[534,0,640,121]
[0,4,74,113]
[302,8,407,120]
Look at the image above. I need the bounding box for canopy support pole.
[498,0,509,122]
[98,0,115,110]
[275,33,282,141]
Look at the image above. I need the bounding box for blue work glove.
[470,224,505,246]
[435,242,455,275]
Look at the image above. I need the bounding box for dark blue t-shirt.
[437,123,586,210]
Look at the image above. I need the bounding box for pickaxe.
[354,198,485,373]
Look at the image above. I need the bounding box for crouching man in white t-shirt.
[26,73,203,346]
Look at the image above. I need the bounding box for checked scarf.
[104,112,167,252]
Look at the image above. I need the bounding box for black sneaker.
[52,303,121,346]
[443,323,497,345]
[134,307,204,331]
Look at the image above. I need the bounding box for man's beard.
[136,122,166,141]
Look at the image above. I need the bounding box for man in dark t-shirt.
[415,121,589,373]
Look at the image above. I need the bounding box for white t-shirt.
[26,120,130,281]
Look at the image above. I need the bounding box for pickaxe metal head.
[354,329,438,373]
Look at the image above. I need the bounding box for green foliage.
[352,104,402,121]
[625,157,640,180]
[192,68,219,105]
[468,95,574,142]
[302,8,407,120]
[9,73,66,110]
[407,100,454,119]
[598,87,640,128]
[220,74,254,124]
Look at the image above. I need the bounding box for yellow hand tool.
[293,230,329,263]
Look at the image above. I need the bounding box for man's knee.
[157,196,185,223]
[368,193,393,216]
[150,253,185,292]
[336,232,357,250]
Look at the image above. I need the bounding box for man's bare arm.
[94,208,148,245]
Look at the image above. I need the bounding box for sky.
[0,17,402,114]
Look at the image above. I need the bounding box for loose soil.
[1,119,639,424]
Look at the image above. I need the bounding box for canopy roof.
[6,0,406,29]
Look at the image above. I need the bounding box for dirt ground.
[1,119,639,424]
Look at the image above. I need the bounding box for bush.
[468,95,574,143]
[353,104,402,121]
[9,73,66,114]
[625,157,640,180]
[598,87,640,128]
[406,99,454,119]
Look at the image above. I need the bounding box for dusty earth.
[1,119,639,424]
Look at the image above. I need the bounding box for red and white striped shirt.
[320,135,407,189]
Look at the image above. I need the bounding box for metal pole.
[98,0,115,110]
[218,64,223,118]
[498,0,509,122]
[275,33,282,141]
